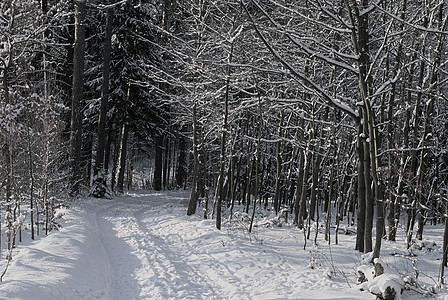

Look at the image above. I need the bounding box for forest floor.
[0,190,447,299]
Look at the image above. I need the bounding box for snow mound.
[358,258,404,300]
[0,206,113,300]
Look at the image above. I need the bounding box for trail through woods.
[0,191,446,299]
[85,191,364,299]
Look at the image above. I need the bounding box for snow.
[358,258,405,299]
[0,190,447,299]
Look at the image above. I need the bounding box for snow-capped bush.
[358,258,404,300]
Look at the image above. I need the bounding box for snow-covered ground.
[0,190,447,299]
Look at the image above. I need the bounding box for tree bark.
[111,122,120,192]
[82,132,93,186]
[215,37,234,230]
[406,39,426,248]
[386,78,398,241]
[153,134,164,191]
[163,137,169,189]
[70,0,86,195]
[298,132,312,229]
[116,122,129,193]
[325,142,335,244]
[176,132,187,188]
[355,125,366,252]
[441,203,448,283]
[273,112,284,214]
[249,93,263,233]
[187,102,200,215]
[309,135,320,222]
[244,147,254,214]
[347,0,381,256]
[2,51,13,250]
[27,131,35,240]
[93,7,113,186]
[104,120,114,175]
[41,0,48,13]
[386,0,408,243]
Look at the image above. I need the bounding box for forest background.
[1,0,448,281]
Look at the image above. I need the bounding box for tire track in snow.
[85,208,116,299]
[132,206,251,299]
[86,199,143,299]
[89,192,247,299]
[87,192,361,300]
[110,192,309,299]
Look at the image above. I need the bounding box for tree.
[115,120,129,193]
[187,101,200,215]
[1,0,70,261]
[153,134,163,191]
[70,0,87,195]
[91,6,113,198]
[239,0,444,258]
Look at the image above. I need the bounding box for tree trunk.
[249,155,259,233]
[244,151,254,214]
[1,39,14,251]
[41,0,48,13]
[27,131,35,240]
[293,148,305,225]
[386,0,408,242]
[229,154,237,218]
[273,112,285,214]
[249,94,263,233]
[116,123,129,193]
[187,102,199,215]
[386,86,397,241]
[163,137,169,189]
[176,132,187,188]
[273,137,283,214]
[111,122,120,192]
[162,0,174,31]
[70,0,86,195]
[153,134,163,191]
[335,156,344,245]
[441,202,448,283]
[92,7,112,193]
[82,132,93,185]
[298,132,313,229]
[325,143,335,244]
[355,123,366,251]
[352,0,381,256]
[127,148,134,190]
[104,120,114,175]
[416,6,444,239]
[406,57,425,247]
[215,37,234,230]
[167,139,173,188]
[309,136,320,222]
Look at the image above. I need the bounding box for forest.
[1,0,448,288]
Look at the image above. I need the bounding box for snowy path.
[87,192,257,299]
[86,192,224,299]
[80,191,371,299]
[0,191,375,299]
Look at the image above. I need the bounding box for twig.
[0,253,12,282]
